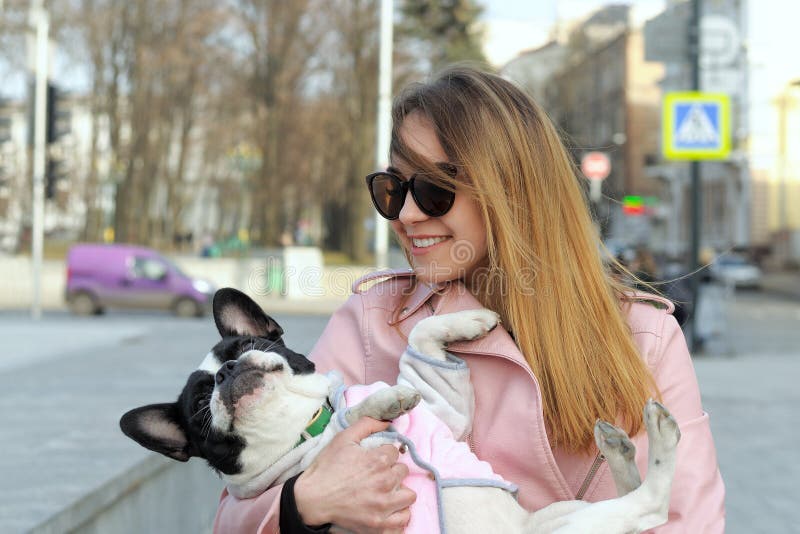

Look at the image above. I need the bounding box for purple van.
[65,243,214,317]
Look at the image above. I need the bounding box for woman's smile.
[409,235,452,255]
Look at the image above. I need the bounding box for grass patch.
[322,250,375,266]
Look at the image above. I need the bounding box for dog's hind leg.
[542,401,681,533]
[344,385,421,426]
[594,419,642,496]
[408,309,500,360]
[634,399,681,525]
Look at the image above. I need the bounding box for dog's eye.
[192,396,210,416]
[239,339,258,353]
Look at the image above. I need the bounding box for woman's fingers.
[389,462,409,489]
[343,416,392,442]
[393,485,417,510]
[382,500,414,532]
[294,417,418,532]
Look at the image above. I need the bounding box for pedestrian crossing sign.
[662,92,731,160]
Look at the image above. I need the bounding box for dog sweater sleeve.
[397,347,474,441]
[279,474,332,534]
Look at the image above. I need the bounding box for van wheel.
[174,297,201,318]
[69,291,101,316]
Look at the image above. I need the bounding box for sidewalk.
[694,351,799,532]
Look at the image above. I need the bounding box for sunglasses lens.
[413,178,455,217]
[369,173,405,219]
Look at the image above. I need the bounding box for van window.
[132,257,168,281]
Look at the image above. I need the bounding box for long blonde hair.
[390,66,658,453]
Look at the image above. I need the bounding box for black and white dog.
[120,288,680,533]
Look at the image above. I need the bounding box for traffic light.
[45,157,66,200]
[46,83,70,145]
[622,195,659,216]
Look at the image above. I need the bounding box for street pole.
[374,0,393,270]
[776,80,800,244]
[30,0,48,320]
[688,0,702,351]
[736,0,751,249]
[777,92,788,233]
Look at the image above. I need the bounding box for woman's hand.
[294,417,416,533]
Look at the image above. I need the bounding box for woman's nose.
[398,189,428,225]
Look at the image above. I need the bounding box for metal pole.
[777,92,788,232]
[778,80,800,239]
[736,0,751,248]
[30,0,48,320]
[688,0,702,351]
[373,0,393,270]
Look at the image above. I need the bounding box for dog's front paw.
[408,309,500,360]
[351,385,422,423]
[644,399,681,452]
[381,385,421,420]
[451,309,501,341]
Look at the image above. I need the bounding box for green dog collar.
[295,403,333,447]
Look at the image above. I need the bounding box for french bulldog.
[120,288,680,533]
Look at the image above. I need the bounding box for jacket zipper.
[575,451,605,500]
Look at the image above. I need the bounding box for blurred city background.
[0,0,797,533]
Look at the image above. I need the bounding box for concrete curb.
[31,454,222,534]
[30,455,171,534]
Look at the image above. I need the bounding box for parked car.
[709,254,763,289]
[65,243,215,316]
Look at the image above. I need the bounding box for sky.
[481,0,667,66]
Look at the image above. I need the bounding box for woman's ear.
[212,288,284,340]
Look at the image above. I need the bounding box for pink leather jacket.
[214,270,725,533]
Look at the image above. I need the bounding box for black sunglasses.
[365,163,458,220]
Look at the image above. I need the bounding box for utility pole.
[29,0,48,320]
[776,80,800,235]
[687,0,702,351]
[373,0,393,270]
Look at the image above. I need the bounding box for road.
[1,290,798,532]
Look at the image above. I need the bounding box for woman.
[214,67,725,533]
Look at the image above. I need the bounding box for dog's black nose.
[216,360,237,385]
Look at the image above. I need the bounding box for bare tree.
[319,0,379,262]
[233,0,326,247]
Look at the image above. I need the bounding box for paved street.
[1,289,798,532]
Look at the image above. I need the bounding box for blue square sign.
[663,92,731,160]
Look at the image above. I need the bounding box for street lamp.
[373,0,393,269]
[777,78,800,234]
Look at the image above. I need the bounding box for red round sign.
[581,152,611,181]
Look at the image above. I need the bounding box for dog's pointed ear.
[212,288,284,340]
[119,403,194,462]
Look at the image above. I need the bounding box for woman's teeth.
[412,237,448,248]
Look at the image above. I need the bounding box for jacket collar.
[389,279,529,369]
